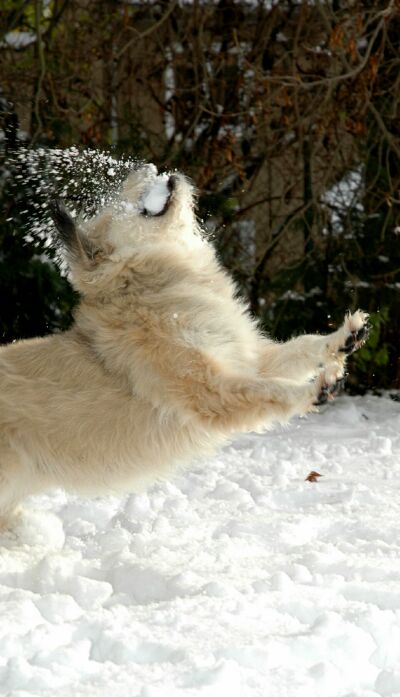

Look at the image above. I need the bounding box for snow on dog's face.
[110,163,200,254]
[50,164,203,295]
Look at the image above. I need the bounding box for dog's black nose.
[167,175,176,192]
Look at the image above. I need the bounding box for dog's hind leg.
[0,492,22,531]
[0,447,30,530]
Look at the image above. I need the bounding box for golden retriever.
[0,164,369,528]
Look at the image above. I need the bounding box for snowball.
[34,593,83,623]
[14,511,65,550]
[111,564,169,603]
[141,175,171,215]
[125,493,151,518]
[63,576,113,610]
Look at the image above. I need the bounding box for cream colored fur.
[0,165,368,528]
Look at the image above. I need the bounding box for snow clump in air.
[140,173,171,216]
[4,146,142,245]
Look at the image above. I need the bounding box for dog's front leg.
[179,365,341,432]
[130,318,341,433]
[146,350,331,431]
[259,310,370,383]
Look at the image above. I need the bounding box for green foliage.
[352,308,390,376]
[0,231,76,343]
[199,193,239,223]
[0,154,76,343]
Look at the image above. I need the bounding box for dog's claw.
[313,385,330,406]
[357,323,372,341]
[339,320,371,355]
[313,376,345,406]
[313,389,328,406]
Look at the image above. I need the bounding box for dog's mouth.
[140,174,176,217]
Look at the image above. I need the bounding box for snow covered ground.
[1,393,400,697]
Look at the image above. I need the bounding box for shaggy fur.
[0,165,369,528]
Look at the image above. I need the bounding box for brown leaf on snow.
[305,471,323,483]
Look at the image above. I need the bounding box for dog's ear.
[50,200,104,266]
[49,199,76,246]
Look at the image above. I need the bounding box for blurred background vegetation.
[1,0,399,391]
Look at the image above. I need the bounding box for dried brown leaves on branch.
[1,0,400,387]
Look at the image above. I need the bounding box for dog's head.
[50,164,203,295]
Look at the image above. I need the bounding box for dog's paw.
[313,377,345,406]
[291,372,339,416]
[338,310,371,355]
[312,369,346,407]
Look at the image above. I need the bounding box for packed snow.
[140,174,171,216]
[1,393,400,696]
